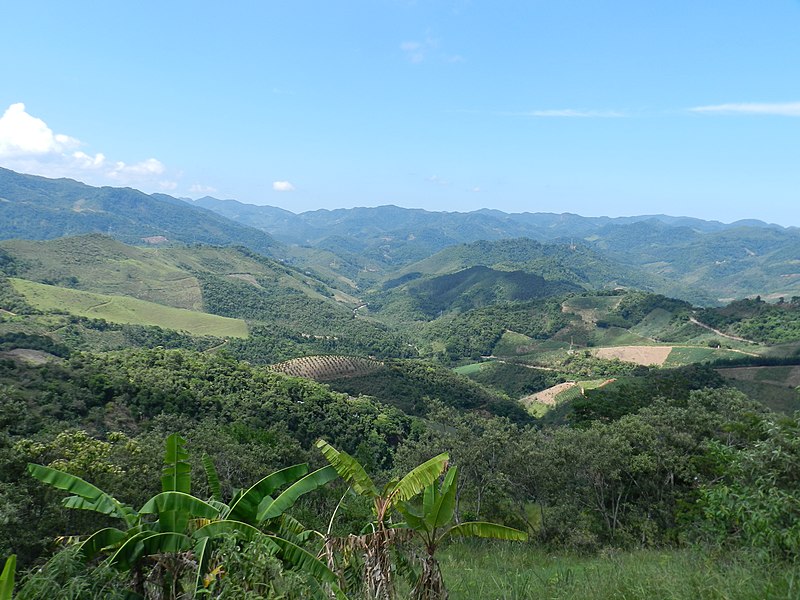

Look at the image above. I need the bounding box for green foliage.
[9,278,249,338]
[0,332,70,357]
[371,265,579,320]
[397,467,526,600]
[696,412,800,558]
[438,543,800,600]
[570,364,725,423]
[28,433,341,598]
[0,169,279,256]
[0,555,14,600]
[0,277,33,315]
[613,292,692,326]
[421,297,571,360]
[325,359,531,423]
[462,361,564,398]
[699,297,800,344]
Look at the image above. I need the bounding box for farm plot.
[270,355,383,381]
[9,278,248,338]
[593,346,673,366]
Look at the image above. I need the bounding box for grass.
[10,278,248,338]
[437,541,800,600]
[493,331,537,356]
[453,361,490,375]
[593,326,653,346]
[562,295,623,312]
[664,346,743,367]
[630,307,675,337]
[724,379,800,415]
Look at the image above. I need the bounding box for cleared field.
[663,346,742,367]
[521,382,577,408]
[593,326,653,346]
[493,331,569,357]
[492,330,537,356]
[10,279,248,338]
[594,345,672,366]
[630,308,674,337]
[453,361,489,375]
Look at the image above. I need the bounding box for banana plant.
[29,433,341,599]
[0,555,14,600]
[316,438,449,600]
[397,466,528,600]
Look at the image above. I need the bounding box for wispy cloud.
[400,34,462,64]
[426,174,449,186]
[689,102,800,116]
[189,184,218,195]
[272,180,295,192]
[504,109,627,118]
[0,102,177,190]
[400,38,437,63]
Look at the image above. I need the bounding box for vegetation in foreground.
[439,542,800,600]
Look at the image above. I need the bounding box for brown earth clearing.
[593,345,673,366]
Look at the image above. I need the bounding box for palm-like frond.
[161,433,191,494]
[316,439,378,497]
[79,527,127,561]
[201,454,222,502]
[389,452,448,506]
[428,466,458,529]
[27,463,134,526]
[257,465,338,522]
[0,555,15,600]
[445,521,528,542]
[139,490,220,531]
[228,463,309,523]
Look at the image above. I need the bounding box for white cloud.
[507,109,626,118]
[689,102,800,116]
[0,102,175,191]
[189,184,218,195]
[0,103,79,157]
[272,180,295,192]
[108,158,166,178]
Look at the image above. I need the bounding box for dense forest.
[1,337,799,598]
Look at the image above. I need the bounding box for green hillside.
[9,278,249,338]
[395,238,713,304]
[369,265,580,320]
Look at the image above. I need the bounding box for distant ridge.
[0,167,281,257]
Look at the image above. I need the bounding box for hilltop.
[0,167,281,257]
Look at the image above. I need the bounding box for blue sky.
[1,1,799,225]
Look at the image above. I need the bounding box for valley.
[0,170,799,599]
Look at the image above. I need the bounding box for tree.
[397,466,527,600]
[29,433,341,599]
[316,438,448,600]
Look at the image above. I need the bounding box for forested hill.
[191,196,800,301]
[389,238,711,305]
[0,167,281,257]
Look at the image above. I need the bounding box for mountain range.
[2,167,799,304]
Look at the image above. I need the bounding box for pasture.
[9,278,248,338]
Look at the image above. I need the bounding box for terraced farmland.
[269,355,384,381]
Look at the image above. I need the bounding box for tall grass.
[438,541,800,600]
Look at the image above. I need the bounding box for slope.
[0,167,281,257]
[9,278,248,338]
